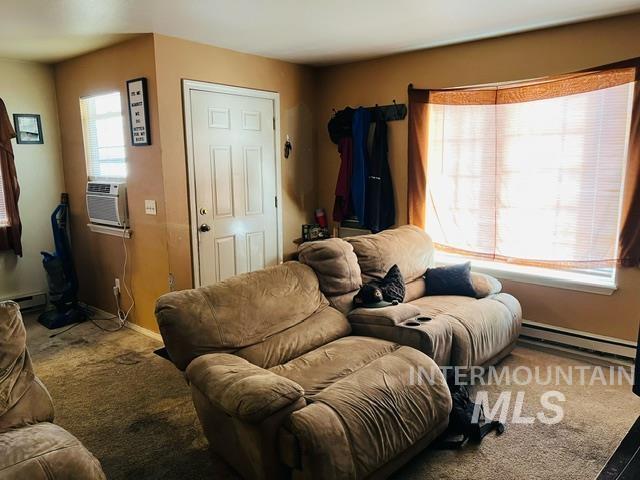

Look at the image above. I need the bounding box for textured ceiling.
[1,0,639,65]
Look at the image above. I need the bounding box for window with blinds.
[426,71,635,283]
[80,92,127,179]
[0,166,7,226]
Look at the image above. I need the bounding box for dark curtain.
[0,98,22,256]
[619,66,640,267]
[634,323,640,396]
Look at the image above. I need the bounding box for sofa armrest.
[348,303,422,326]
[186,353,304,423]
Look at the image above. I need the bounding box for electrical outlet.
[114,278,121,296]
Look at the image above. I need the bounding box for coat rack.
[328,100,407,145]
[331,100,407,122]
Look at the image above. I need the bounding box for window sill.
[87,223,132,238]
[434,252,617,296]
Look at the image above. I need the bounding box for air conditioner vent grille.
[86,181,127,227]
[87,195,119,224]
[87,183,111,194]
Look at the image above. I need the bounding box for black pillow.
[378,264,405,303]
[425,262,476,297]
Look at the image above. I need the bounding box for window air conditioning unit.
[86,181,128,227]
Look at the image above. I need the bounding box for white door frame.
[182,79,284,287]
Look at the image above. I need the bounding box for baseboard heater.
[1,292,47,311]
[520,320,637,359]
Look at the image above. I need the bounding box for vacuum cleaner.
[38,193,85,329]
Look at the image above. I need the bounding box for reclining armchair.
[0,301,105,480]
[156,262,452,479]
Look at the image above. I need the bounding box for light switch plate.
[144,200,157,215]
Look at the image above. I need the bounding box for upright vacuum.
[38,193,85,329]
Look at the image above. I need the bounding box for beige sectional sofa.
[0,301,105,480]
[298,225,522,368]
[156,262,452,480]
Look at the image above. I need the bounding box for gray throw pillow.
[470,272,502,298]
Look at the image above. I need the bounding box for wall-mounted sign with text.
[126,77,151,146]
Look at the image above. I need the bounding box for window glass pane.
[99,162,127,178]
[96,117,125,148]
[94,92,121,115]
[98,146,126,161]
[426,80,634,277]
[80,92,126,180]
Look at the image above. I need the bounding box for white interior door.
[187,85,280,286]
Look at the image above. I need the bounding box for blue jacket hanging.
[351,107,370,223]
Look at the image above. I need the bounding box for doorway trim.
[182,79,284,287]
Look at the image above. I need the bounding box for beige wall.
[0,58,65,299]
[315,14,640,342]
[51,15,640,340]
[54,34,317,331]
[153,34,317,291]
[54,35,169,332]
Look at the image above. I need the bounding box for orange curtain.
[408,59,640,267]
[0,98,22,256]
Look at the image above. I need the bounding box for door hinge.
[275,196,278,208]
[273,117,276,129]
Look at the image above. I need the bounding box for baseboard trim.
[83,304,163,342]
[521,319,637,359]
[125,321,163,342]
[1,291,47,311]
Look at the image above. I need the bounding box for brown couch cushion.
[298,238,361,296]
[270,336,399,397]
[410,294,522,366]
[286,346,451,478]
[156,262,332,370]
[298,238,362,313]
[0,378,53,433]
[0,422,106,479]
[235,305,350,369]
[187,353,305,423]
[0,301,35,417]
[347,225,434,285]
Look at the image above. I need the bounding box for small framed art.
[13,114,43,144]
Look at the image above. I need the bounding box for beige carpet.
[24,313,640,480]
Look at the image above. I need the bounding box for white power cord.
[116,225,135,324]
[92,226,134,332]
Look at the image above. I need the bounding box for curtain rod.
[408,56,640,93]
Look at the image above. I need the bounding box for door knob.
[199,223,211,233]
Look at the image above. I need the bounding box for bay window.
[421,69,636,292]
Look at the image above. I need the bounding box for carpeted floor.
[24,313,640,480]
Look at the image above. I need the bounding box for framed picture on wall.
[126,77,151,146]
[13,114,43,144]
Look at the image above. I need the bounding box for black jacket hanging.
[364,109,395,232]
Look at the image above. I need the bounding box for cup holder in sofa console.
[404,321,422,327]
[417,317,432,322]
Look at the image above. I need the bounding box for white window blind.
[80,92,126,179]
[0,165,8,226]
[426,77,635,276]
